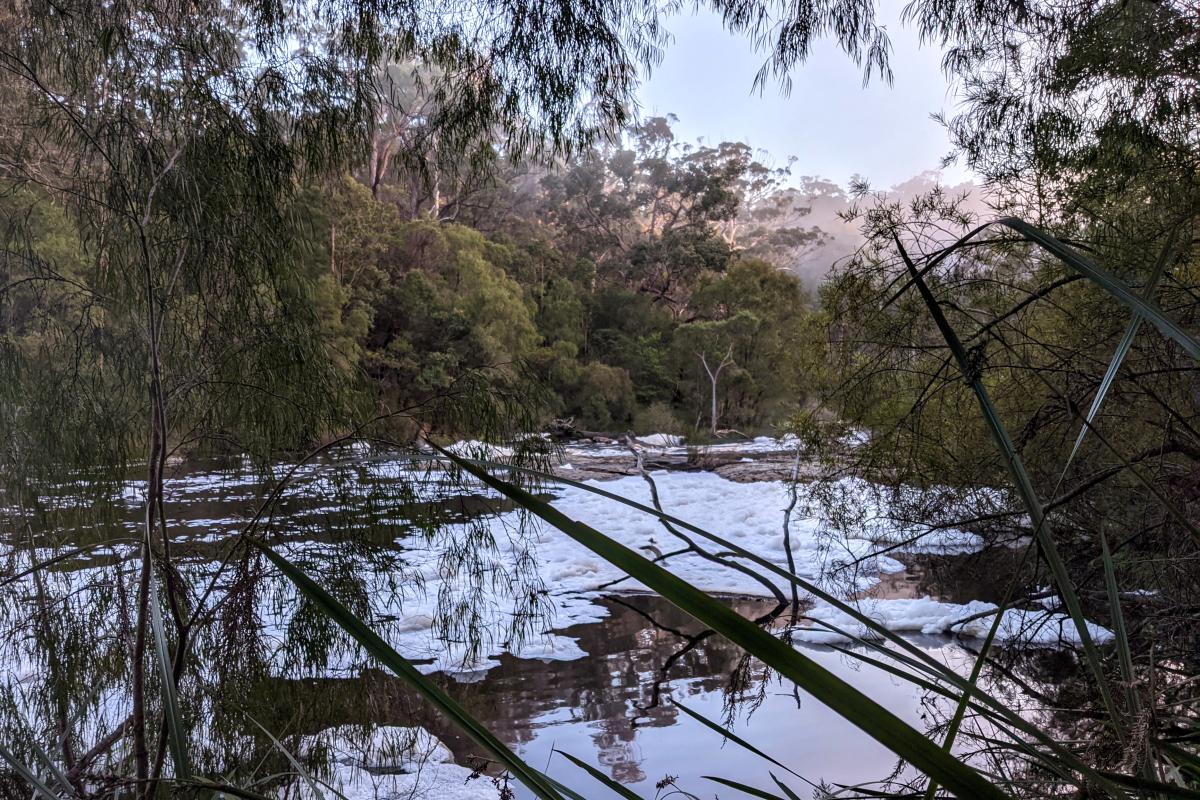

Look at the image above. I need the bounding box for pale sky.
[635,7,974,190]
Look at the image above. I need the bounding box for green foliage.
[816,185,1200,792]
[288,114,825,433]
[632,401,684,436]
[686,258,816,424]
[361,220,538,405]
[533,277,586,351]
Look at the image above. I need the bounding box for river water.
[1,442,1080,799]
[342,597,980,799]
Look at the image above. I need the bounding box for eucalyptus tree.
[362,61,506,220]
[537,116,761,315]
[686,258,815,427]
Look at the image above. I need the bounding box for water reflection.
[3,453,1060,799]
[268,595,971,798]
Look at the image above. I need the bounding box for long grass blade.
[554,750,644,800]
[924,590,1012,800]
[249,540,565,800]
[0,743,60,799]
[769,774,803,800]
[1093,771,1200,799]
[984,334,1200,547]
[149,575,191,780]
[540,774,590,800]
[1099,531,1139,720]
[181,778,273,800]
[245,714,345,800]
[26,740,74,796]
[825,645,1079,785]
[437,444,1011,800]
[999,218,1198,359]
[894,234,1125,737]
[1065,227,1179,471]
[1065,415,1200,545]
[703,774,786,799]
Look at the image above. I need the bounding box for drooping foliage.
[1,0,1198,796]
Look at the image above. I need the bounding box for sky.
[635,7,974,190]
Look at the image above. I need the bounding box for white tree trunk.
[698,346,735,435]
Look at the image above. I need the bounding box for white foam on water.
[10,465,1108,688]
[307,726,496,800]
[794,596,1113,646]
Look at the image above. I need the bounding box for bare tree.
[697,345,735,435]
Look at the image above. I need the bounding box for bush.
[632,401,684,436]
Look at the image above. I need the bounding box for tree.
[0,0,696,787]
[698,344,736,434]
[538,117,781,315]
[672,314,753,434]
[361,220,540,414]
[681,259,815,428]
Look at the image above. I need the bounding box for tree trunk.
[698,346,734,436]
[710,372,719,435]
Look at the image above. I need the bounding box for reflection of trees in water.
[262,595,775,786]
[257,618,1136,800]
[0,452,560,792]
[1,455,1091,797]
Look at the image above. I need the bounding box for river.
[0,438,1090,799]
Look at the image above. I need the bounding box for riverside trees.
[1,0,1197,796]
[0,3,832,792]
[303,114,823,434]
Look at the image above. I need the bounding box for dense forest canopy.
[0,0,1197,798]
[313,115,824,433]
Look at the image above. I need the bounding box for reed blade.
[437,444,1011,800]
[249,539,565,800]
